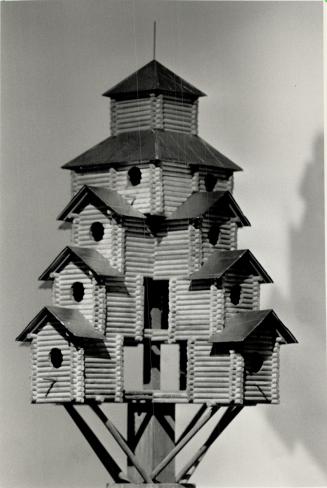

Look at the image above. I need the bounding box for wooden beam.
[175,405,207,444]
[64,404,128,483]
[176,404,243,482]
[151,405,219,480]
[90,404,153,483]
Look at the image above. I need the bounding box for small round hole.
[245,352,264,374]
[204,174,217,192]
[72,282,85,302]
[208,226,220,246]
[90,222,104,242]
[128,166,142,186]
[49,348,63,369]
[230,284,241,305]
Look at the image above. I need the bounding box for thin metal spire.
[153,21,157,60]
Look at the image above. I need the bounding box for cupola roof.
[103,59,206,100]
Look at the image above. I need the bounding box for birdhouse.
[17,57,297,485]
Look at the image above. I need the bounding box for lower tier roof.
[62,130,242,172]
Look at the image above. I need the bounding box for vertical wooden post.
[127,403,176,483]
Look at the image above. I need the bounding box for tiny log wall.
[174,280,211,340]
[110,95,198,135]
[125,219,154,276]
[84,334,123,402]
[111,98,153,135]
[162,162,193,215]
[201,216,237,262]
[243,328,276,403]
[223,273,260,319]
[33,323,73,403]
[192,167,234,193]
[53,262,95,322]
[154,224,189,279]
[193,341,231,404]
[112,165,153,214]
[72,203,112,259]
[71,170,111,195]
[162,96,198,134]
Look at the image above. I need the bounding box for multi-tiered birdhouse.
[17,59,297,485]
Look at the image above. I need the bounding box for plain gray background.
[1,1,325,487]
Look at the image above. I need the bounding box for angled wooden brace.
[176,404,244,483]
[151,405,219,480]
[176,404,207,444]
[64,404,129,483]
[90,403,153,483]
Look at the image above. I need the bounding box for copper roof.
[62,130,242,172]
[210,309,297,344]
[167,191,250,226]
[190,249,273,283]
[16,306,104,342]
[102,59,206,99]
[39,246,122,281]
[58,185,145,221]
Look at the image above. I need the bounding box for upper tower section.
[103,60,206,136]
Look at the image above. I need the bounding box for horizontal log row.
[111,98,153,135]
[202,216,237,262]
[174,280,211,339]
[154,228,189,278]
[84,334,120,399]
[162,162,193,215]
[125,234,154,276]
[106,292,136,336]
[72,170,111,195]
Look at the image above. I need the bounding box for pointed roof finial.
[153,21,157,60]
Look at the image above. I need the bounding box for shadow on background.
[266,133,327,472]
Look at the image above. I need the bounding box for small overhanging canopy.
[167,191,250,226]
[190,249,273,283]
[39,246,122,281]
[16,306,104,342]
[210,309,297,345]
[58,185,145,222]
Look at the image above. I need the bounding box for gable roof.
[167,191,250,226]
[102,59,206,99]
[62,130,242,172]
[58,185,145,221]
[16,306,104,342]
[39,246,122,281]
[190,249,273,283]
[210,309,297,344]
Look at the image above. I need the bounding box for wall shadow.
[266,133,327,472]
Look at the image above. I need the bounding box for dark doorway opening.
[144,278,169,329]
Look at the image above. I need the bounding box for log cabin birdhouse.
[17,57,297,485]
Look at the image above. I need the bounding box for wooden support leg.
[176,405,243,483]
[64,404,129,483]
[175,405,207,444]
[91,403,153,483]
[127,403,176,484]
[151,405,218,480]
